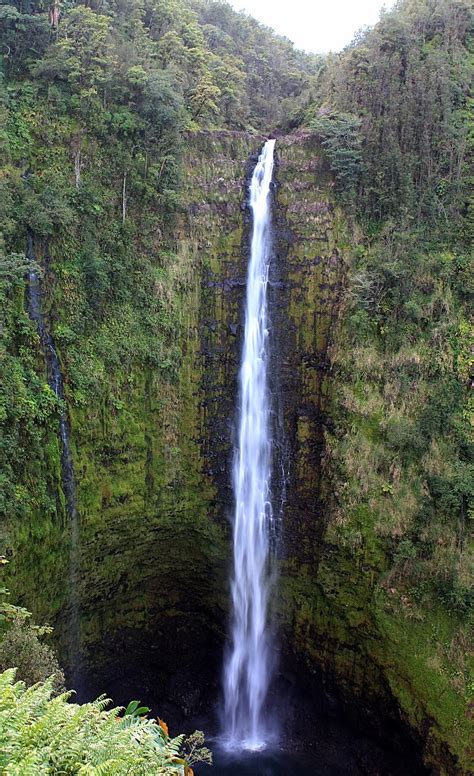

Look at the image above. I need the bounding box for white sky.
[228,0,396,53]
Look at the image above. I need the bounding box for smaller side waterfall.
[223,139,276,751]
[26,235,81,685]
[27,237,76,519]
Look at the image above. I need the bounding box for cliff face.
[5,131,467,772]
[66,131,262,708]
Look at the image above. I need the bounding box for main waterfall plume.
[223,139,276,751]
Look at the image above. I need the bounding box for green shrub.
[0,579,64,693]
[0,621,65,695]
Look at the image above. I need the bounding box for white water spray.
[223,139,276,751]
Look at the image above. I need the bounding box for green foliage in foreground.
[0,580,212,775]
[0,668,212,775]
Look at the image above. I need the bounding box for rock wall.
[68,131,264,709]
[177,131,463,772]
[5,129,465,772]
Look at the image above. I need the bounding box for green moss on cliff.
[275,131,472,773]
[321,242,473,769]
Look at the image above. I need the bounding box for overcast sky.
[228,0,396,53]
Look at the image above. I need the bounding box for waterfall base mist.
[74,630,428,776]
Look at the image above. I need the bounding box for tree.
[32,6,115,116]
[307,109,362,192]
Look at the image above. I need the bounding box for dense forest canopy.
[308,0,473,229]
[1,0,470,243]
[0,0,320,132]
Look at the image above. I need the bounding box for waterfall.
[27,237,77,521]
[26,234,82,687]
[223,139,276,751]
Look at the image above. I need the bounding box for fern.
[0,670,210,775]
